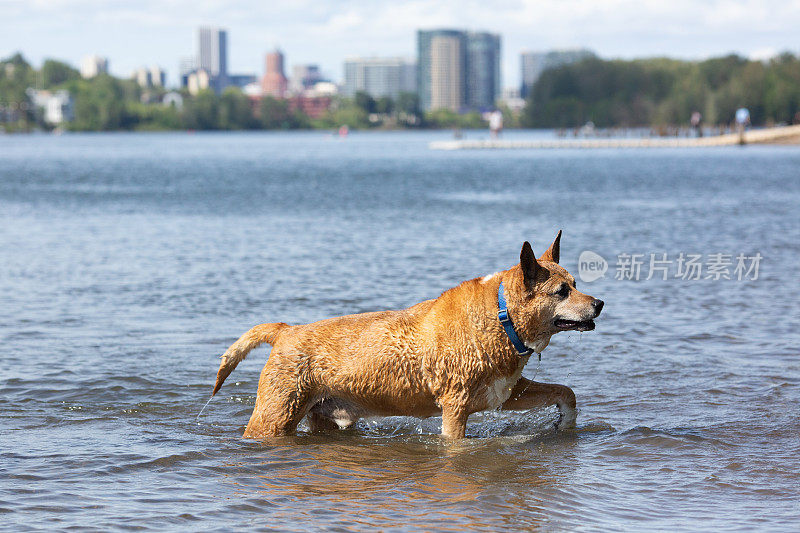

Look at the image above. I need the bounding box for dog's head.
[507,231,604,346]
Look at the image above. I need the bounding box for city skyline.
[4,1,800,89]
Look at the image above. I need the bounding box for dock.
[429,124,800,150]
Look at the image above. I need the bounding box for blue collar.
[498,282,535,358]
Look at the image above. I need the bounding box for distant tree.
[259,96,291,129]
[423,108,486,129]
[65,75,137,130]
[396,92,421,126]
[354,91,376,114]
[126,101,181,130]
[219,87,256,129]
[397,92,420,115]
[375,96,394,114]
[319,98,370,129]
[2,52,29,68]
[521,53,800,128]
[3,51,800,133]
[0,54,37,131]
[290,108,311,129]
[41,59,80,87]
[181,89,218,130]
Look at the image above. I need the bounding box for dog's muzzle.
[554,298,603,331]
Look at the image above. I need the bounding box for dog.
[212,231,603,439]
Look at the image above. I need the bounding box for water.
[1,131,799,531]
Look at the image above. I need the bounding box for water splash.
[195,395,214,422]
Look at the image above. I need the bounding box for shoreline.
[429,124,800,150]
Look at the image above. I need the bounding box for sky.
[3,0,800,89]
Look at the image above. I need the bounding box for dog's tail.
[212,322,289,396]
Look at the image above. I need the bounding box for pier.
[429,124,800,150]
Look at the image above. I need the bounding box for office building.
[80,55,108,79]
[149,66,166,87]
[187,69,211,95]
[418,29,465,112]
[290,65,323,94]
[342,57,416,100]
[198,27,227,79]
[133,66,166,88]
[196,26,228,92]
[418,29,501,112]
[262,49,288,98]
[520,49,594,98]
[179,56,196,88]
[466,32,501,110]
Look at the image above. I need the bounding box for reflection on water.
[1,132,799,530]
[222,431,577,530]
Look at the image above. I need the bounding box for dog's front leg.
[502,377,577,429]
[441,404,469,439]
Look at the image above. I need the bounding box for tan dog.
[212,231,603,439]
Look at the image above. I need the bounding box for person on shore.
[489,109,503,139]
[735,107,750,144]
[691,111,702,137]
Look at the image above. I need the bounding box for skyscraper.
[418,29,465,112]
[197,27,228,91]
[262,49,288,98]
[466,32,501,110]
[520,49,595,98]
[418,29,501,112]
[342,57,416,100]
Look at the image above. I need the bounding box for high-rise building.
[262,49,288,98]
[197,27,228,79]
[466,32,501,110]
[80,55,108,79]
[187,69,211,95]
[520,49,595,98]
[133,66,166,88]
[133,67,150,88]
[418,29,501,112]
[429,35,464,111]
[342,57,416,100]
[418,30,465,112]
[150,66,166,87]
[179,56,196,88]
[290,65,323,94]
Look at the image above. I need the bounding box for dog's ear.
[539,230,561,264]
[520,241,539,286]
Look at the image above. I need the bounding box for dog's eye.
[555,283,570,298]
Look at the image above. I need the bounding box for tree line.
[522,53,800,128]
[1,53,482,132]
[5,51,800,132]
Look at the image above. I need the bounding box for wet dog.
[212,231,603,439]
